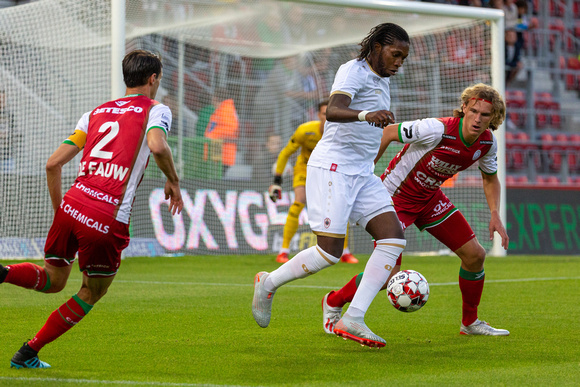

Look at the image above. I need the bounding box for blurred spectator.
[195,97,215,137]
[514,0,538,47]
[0,90,16,173]
[505,29,523,85]
[162,93,198,138]
[204,90,239,170]
[253,56,319,140]
[491,0,518,30]
[251,133,290,185]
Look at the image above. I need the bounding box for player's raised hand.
[365,110,395,128]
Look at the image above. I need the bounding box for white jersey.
[308,58,391,176]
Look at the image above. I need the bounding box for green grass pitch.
[1,254,579,386]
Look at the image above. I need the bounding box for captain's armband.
[63,129,87,149]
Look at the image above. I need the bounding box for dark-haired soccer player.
[253,22,410,348]
[322,83,510,337]
[1,50,183,368]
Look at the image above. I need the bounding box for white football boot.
[252,271,275,328]
[333,313,386,348]
[460,319,510,336]
[321,292,342,334]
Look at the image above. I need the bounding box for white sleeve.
[75,111,91,134]
[479,133,498,174]
[397,118,444,146]
[330,62,366,99]
[147,104,172,134]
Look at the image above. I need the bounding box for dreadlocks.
[357,23,410,61]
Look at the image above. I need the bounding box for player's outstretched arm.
[481,171,509,250]
[147,128,183,215]
[46,143,81,212]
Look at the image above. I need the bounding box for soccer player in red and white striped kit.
[322,83,511,337]
[1,50,183,368]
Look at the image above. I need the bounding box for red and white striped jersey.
[70,94,171,224]
[381,116,497,203]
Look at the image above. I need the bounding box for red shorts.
[44,194,130,277]
[394,189,475,253]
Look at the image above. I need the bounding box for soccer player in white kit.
[252,23,410,348]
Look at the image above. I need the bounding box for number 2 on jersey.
[90,121,119,159]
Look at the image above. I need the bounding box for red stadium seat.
[506,89,526,127]
[566,133,580,173]
[540,133,565,172]
[566,57,580,90]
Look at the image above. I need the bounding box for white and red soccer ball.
[386,270,429,312]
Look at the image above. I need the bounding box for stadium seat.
[505,89,526,128]
[566,57,580,90]
[540,133,564,172]
[506,131,525,171]
[567,133,580,173]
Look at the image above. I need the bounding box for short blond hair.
[452,83,506,130]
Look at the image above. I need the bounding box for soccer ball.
[386,270,429,313]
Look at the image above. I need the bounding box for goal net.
[0,0,502,258]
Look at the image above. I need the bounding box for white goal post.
[0,0,505,259]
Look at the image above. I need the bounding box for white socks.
[347,238,406,318]
[264,245,340,292]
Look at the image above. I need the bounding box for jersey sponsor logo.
[93,105,144,115]
[414,171,443,190]
[432,199,453,217]
[60,201,110,234]
[441,146,460,154]
[74,182,119,205]
[442,134,456,140]
[472,149,481,160]
[78,161,129,182]
[480,140,493,145]
[402,124,413,139]
[115,100,130,107]
[428,156,462,175]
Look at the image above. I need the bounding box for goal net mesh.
[0,0,493,258]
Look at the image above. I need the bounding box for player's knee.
[44,278,67,293]
[463,245,486,270]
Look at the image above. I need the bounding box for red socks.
[5,262,51,292]
[327,273,363,308]
[458,268,485,326]
[28,295,93,352]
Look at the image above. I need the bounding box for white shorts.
[306,165,395,237]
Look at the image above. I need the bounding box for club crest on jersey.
[472,150,481,160]
[115,100,130,107]
[324,218,331,229]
